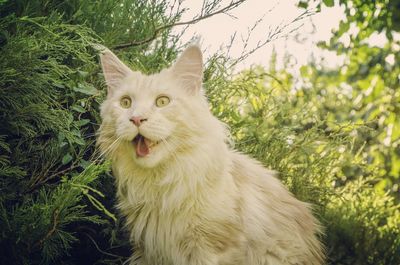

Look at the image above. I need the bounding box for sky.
[172,0,346,73]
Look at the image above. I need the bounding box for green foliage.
[296,2,400,262]
[0,0,179,264]
[300,0,400,196]
[325,179,400,265]
[0,10,108,265]
[3,164,109,264]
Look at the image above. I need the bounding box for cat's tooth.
[147,140,160,148]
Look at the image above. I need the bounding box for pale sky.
[173,0,346,73]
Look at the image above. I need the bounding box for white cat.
[97,45,324,265]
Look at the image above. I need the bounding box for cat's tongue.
[136,135,150,157]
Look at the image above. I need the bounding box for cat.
[97,45,325,265]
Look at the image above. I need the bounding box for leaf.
[73,83,98,95]
[71,105,86,113]
[390,153,400,178]
[75,119,90,127]
[78,70,89,78]
[323,0,334,7]
[337,21,350,37]
[79,159,92,169]
[74,137,85,146]
[298,1,308,9]
[62,153,73,165]
[87,194,116,222]
[53,83,65,89]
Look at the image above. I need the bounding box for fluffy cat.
[97,45,324,265]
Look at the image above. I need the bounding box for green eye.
[120,96,132,108]
[155,95,170,107]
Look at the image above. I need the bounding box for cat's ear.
[100,49,132,96]
[172,45,203,94]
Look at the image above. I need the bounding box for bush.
[0,0,179,263]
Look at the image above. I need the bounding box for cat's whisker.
[100,137,123,158]
[93,136,123,162]
[58,136,123,185]
[142,125,170,136]
[160,138,179,164]
[158,138,184,183]
[149,135,178,165]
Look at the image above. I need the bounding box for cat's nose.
[130,116,147,126]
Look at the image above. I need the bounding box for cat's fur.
[97,46,324,265]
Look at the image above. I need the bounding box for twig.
[230,9,316,67]
[245,71,284,86]
[43,163,79,182]
[85,233,129,259]
[31,209,60,251]
[26,161,80,193]
[113,0,246,50]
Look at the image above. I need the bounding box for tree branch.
[31,209,60,251]
[113,0,246,50]
[230,8,316,67]
[26,160,79,194]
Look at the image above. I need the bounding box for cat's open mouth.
[132,134,161,157]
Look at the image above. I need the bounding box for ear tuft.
[172,45,203,94]
[99,49,132,95]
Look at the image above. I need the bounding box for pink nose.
[130,116,147,126]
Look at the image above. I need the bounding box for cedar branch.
[32,209,60,251]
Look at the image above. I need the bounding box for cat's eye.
[120,96,132,108]
[155,95,170,107]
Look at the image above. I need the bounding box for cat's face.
[98,46,207,168]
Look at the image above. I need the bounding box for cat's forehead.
[118,70,176,96]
